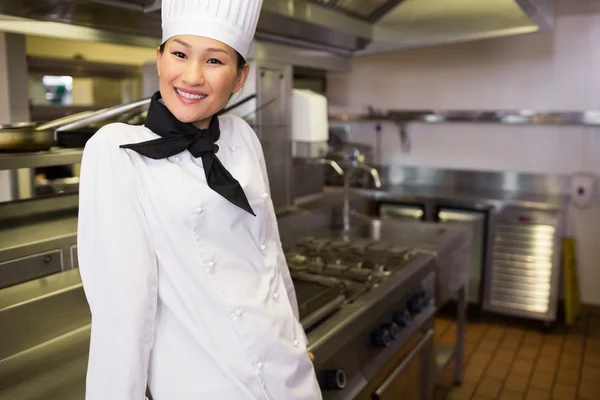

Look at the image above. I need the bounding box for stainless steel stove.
[287,237,438,399]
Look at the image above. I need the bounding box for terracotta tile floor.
[434,310,600,400]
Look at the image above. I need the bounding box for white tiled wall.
[327,10,600,305]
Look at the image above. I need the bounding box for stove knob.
[417,291,428,309]
[371,327,392,347]
[393,310,412,327]
[322,369,347,391]
[407,294,424,314]
[382,322,401,339]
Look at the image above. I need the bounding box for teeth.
[176,89,206,100]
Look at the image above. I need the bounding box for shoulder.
[81,123,157,170]
[85,123,157,150]
[218,114,263,154]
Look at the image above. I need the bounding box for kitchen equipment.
[220,94,257,114]
[285,236,437,399]
[437,208,487,305]
[54,98,150,148]
[483,205,566,325]
[380,203,424,221]
[0,99,150,152]
[57,107,149,148]
[35,177,80,196]
[362,328,434,400]
[291,89,328,143]
[325,143,376,188]
[355,215,470,386]
[0,111,101,152]
[0,123,54,152]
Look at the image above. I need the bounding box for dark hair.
[159,41,246,70]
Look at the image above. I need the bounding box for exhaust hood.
[0,0,554,55]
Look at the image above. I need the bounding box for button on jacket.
[77,115,322,400]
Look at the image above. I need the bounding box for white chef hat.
[161,0,263,58]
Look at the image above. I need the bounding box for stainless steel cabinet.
[0,250,64,290]
[437,209,486,304]
[483,206,564,322]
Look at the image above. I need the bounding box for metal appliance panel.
[70,245,78,269]
[0,269,89,360]
[312,271,436,400]
[368,328,434,400]
[483,206,564,321]
[379,204,424,220]
[438,209,486,304]
[0,250,63,290]
[256,64,292,211]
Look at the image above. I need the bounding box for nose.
[182,61,205,86]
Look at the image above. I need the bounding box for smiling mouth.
[175,87,208,100]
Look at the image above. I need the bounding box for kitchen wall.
[327,1,600,305]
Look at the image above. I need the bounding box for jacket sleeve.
[77,126,158,400]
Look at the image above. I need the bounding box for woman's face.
[156,35,249,129]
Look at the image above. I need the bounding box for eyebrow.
[171,40,228,55]
[206,47,228,54]
[172,39,191,48]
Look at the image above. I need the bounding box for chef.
[76,0,322,399]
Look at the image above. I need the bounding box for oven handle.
[372,328,434,400]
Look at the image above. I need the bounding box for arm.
[253,142,301,321]
[77,127,158,400]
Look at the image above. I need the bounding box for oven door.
[370,328,434,400]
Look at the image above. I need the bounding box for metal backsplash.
[330,109,600,127]
[384,165,571,197]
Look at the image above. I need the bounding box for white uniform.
[77,114,323,400]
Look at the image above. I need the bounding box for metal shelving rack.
[0,148,83,171]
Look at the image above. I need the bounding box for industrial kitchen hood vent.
[0,0,554,56]
[304,0,404,22]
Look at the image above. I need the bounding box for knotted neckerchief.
[120,91,255,216]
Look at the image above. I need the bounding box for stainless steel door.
[483,206,563,322]
[437,209,486,304]
[371,329,434,400]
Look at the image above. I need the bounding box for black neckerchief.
[120,91,255,216]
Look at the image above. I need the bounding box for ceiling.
[0,0,555,56]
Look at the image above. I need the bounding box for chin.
[173,110,205,123]
[165,100,210,124]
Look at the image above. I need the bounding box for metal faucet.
[342,163,382,233]
[308,157,382,234]
[314,158,344,177]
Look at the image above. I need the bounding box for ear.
[156,46,162,77]
[232,63,250,93]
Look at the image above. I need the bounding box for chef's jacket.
[77,114,322,400]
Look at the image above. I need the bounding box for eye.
[171,51,187,59]
[207,58,224,65]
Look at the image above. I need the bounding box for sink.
[328,217,449,245]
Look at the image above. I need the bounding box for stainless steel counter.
[0,214,78,255]
[0,268,90,400]
[1,327,90,400]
